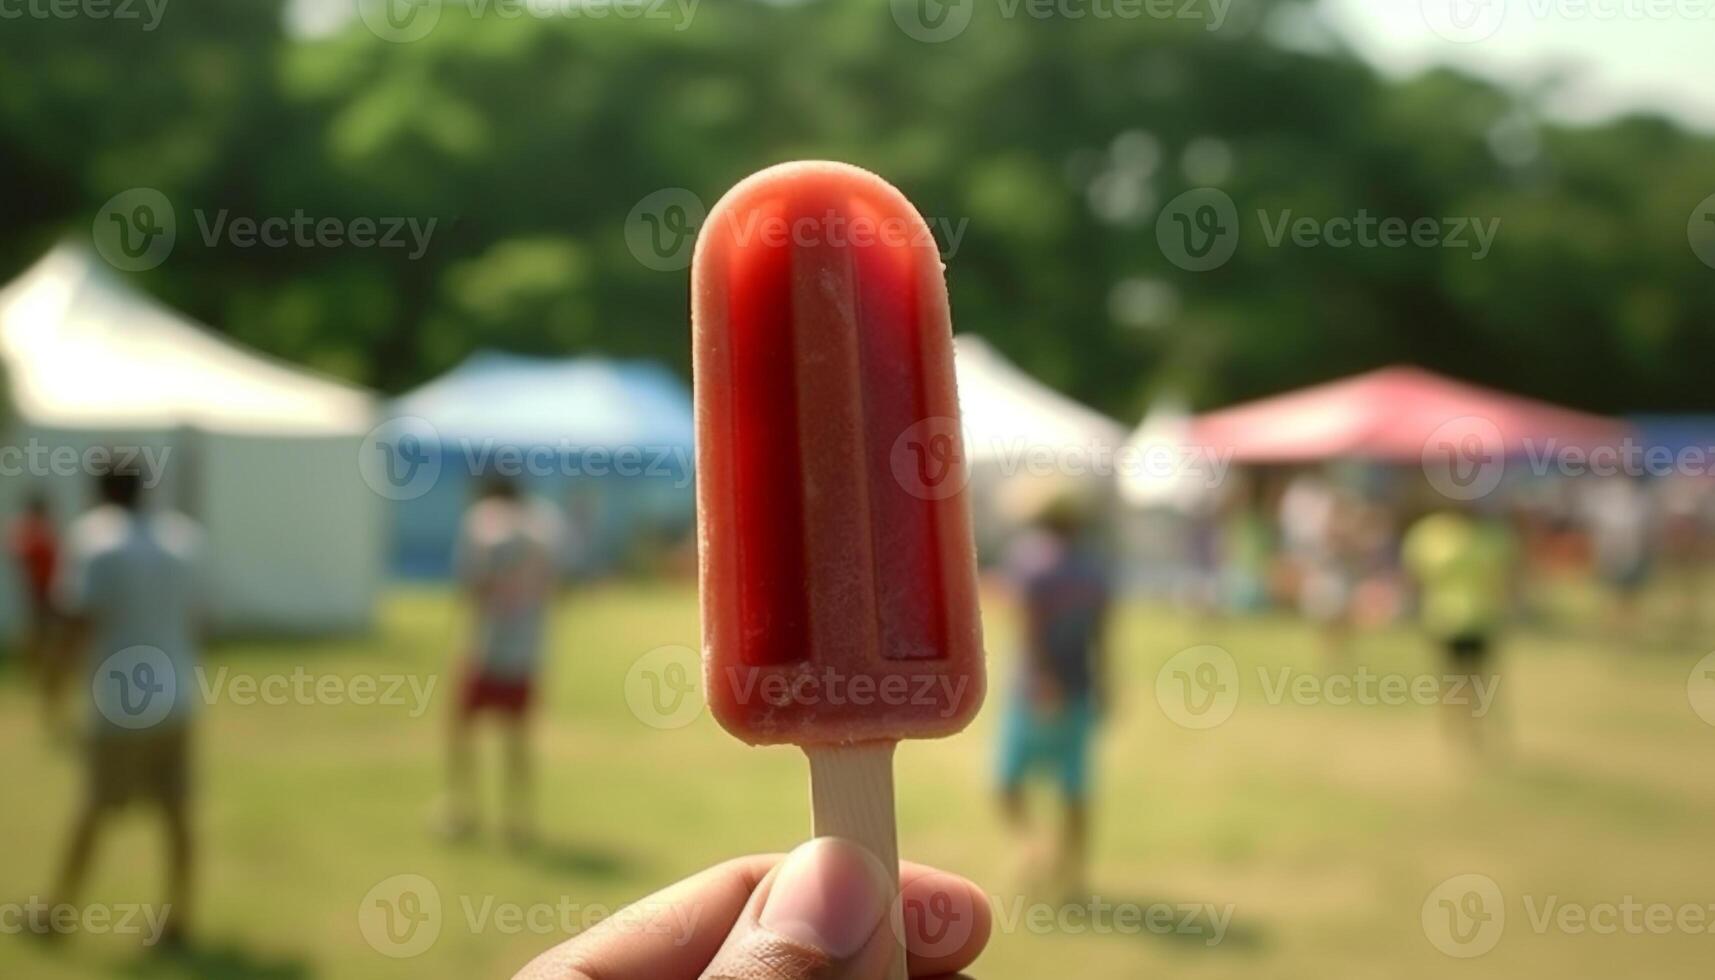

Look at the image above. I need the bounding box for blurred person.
[441,474,565,847]
[1402,498,1518,754]
[513,839,991,980]
[1216,472,1273,613]
[1652,475,1712,640]
[1298,488,1369,659]
[7,491,61,713]
[996,494,1111,899]
[34,462,204,946]
[1581,474,1656,640]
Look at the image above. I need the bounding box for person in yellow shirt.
[1402,504,1518,752]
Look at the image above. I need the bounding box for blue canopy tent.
[1629,416,1715,459]
[387,351,695,578]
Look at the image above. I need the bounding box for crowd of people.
[8,457,1712,967]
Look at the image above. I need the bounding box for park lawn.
[1,580,1712,980]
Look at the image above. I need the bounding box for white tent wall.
[198,432,378,635]
[0,426,378,640]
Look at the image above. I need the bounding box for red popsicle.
[692,161,985,975]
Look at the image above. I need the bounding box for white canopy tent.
[0,244,381,636]
[952,335,1126,553]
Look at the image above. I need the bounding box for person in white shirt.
[37,462,204,947]
[442,475,565,847]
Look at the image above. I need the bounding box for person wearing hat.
[995,490,1112,898]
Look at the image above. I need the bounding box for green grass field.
[2,581,1712,979]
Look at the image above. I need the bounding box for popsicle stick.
[805,741,906,980]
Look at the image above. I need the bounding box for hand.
[515,838,991,979]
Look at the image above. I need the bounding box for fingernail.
[760,837,892,959]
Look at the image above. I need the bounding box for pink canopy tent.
[1189,366,1630,463]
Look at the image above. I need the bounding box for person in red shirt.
[9,493,59,688]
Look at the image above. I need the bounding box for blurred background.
[2,0,1714,977]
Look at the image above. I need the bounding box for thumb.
[701,837,899,980]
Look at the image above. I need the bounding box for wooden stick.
[805,741,905,980]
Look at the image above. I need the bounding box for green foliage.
[3,0,1712,414]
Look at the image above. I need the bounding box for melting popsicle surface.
[693,161,984,746]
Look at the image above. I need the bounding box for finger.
[897,866,991,977]
[513,852,993,980]
[699,838,898,980]
[514,854,782,980]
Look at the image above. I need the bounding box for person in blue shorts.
[997,494,1111,898]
